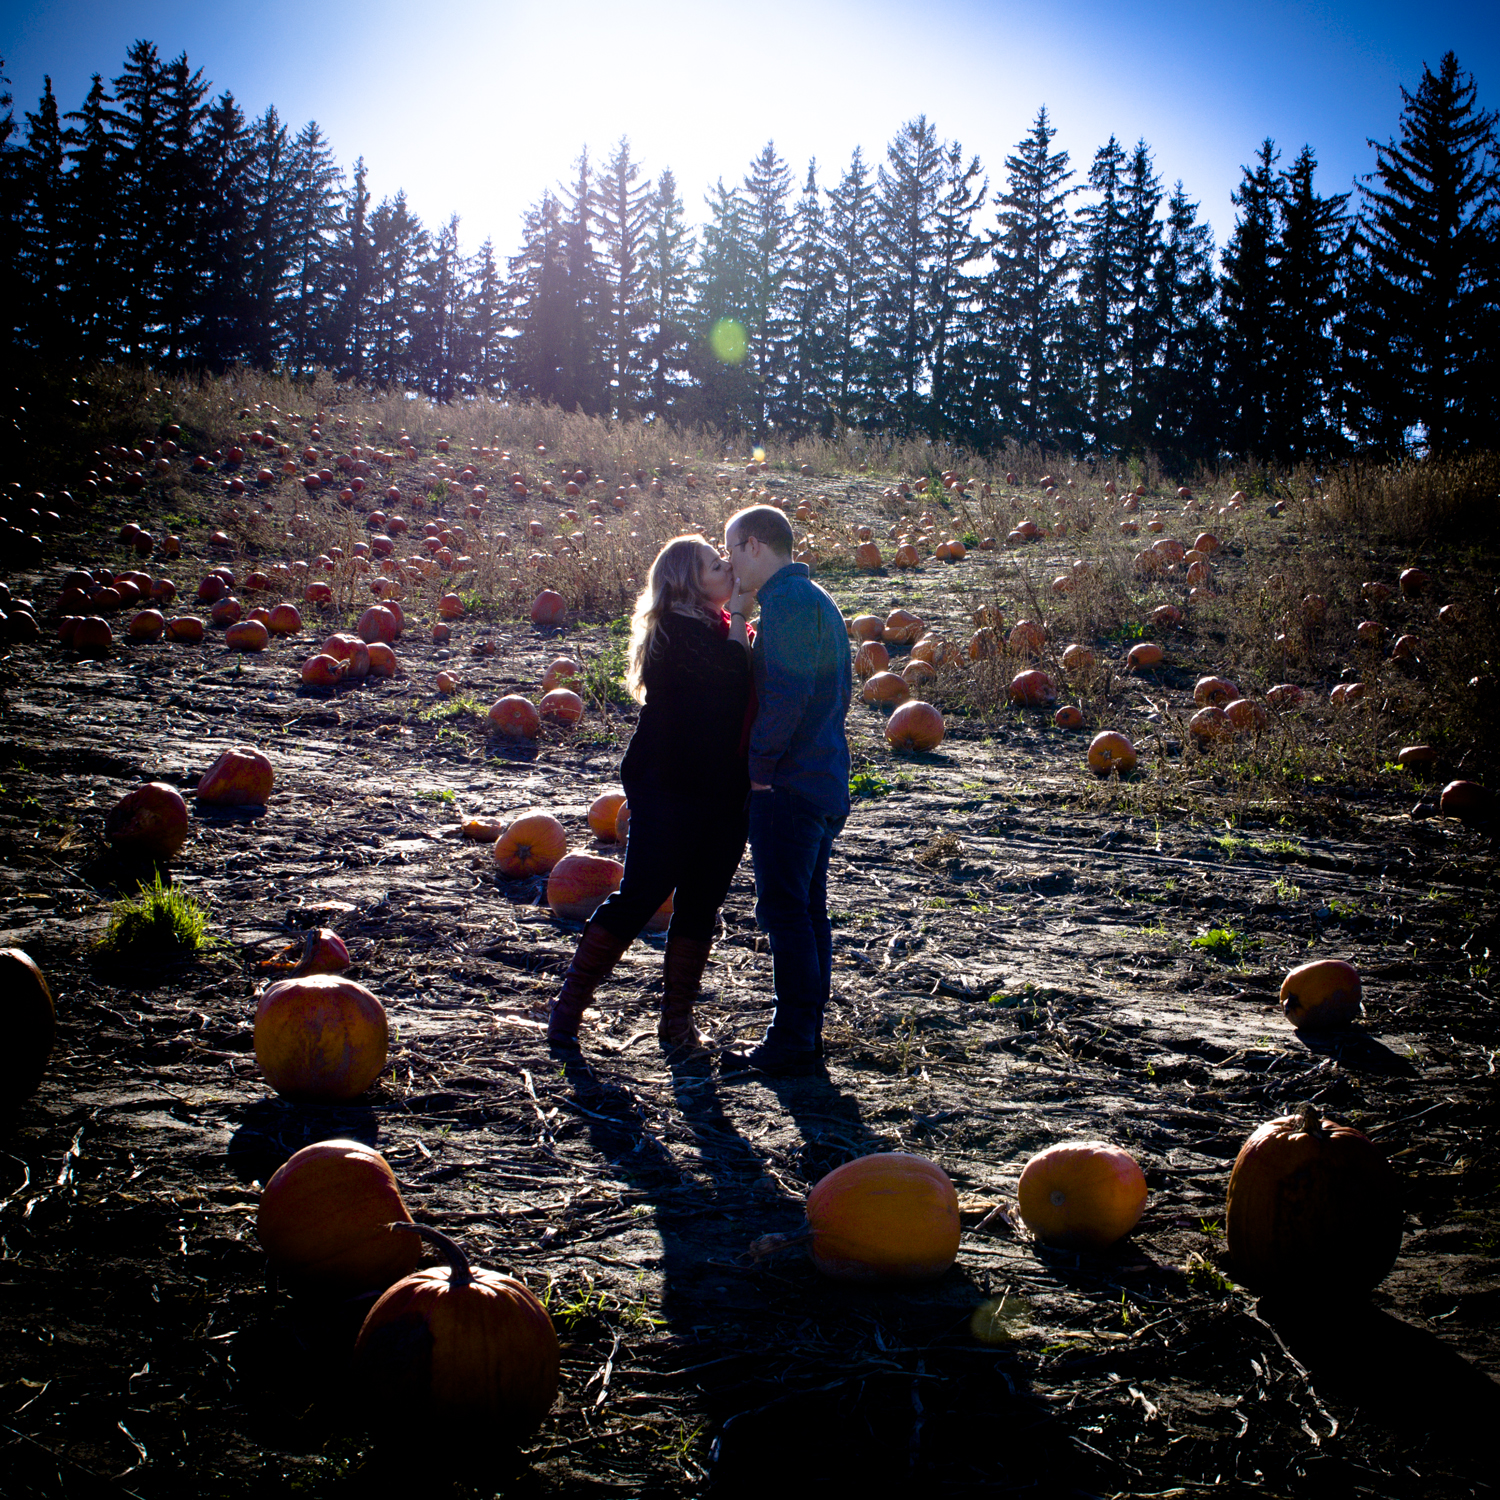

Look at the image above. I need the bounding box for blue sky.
[4,0,1497,259]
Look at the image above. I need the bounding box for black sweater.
[620,613,752,802]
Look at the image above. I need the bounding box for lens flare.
[709,319,748,365]
[969,1292,1031,1344]
[752,446,766,463]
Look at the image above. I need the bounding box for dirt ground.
[2,418,1498,1499]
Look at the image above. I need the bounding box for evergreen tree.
[330,156,373,382]
[685,177,756,430]
[1218,139,1280,459]
[412,214,464,401]
[1149,182,1219,466]
[638,168,694,420]
[927,139,986,439]
[506,189,571,404]
[61,75,115,361]
[991,106,1077,447]
[555,150,608,413]
[196,92,254,367]
[741,141,794,433]
[106,40,168,356]
[242,107,296,369]
[1268,145,1349,460]
[19,78,67,357]
[464,237,505,394]
[595,137,651,417]
[778,159,833,434]
[1353,51,1500,452]
[368,191,426,386]
[824,146,878,429]
[1119,139,1164,450]
[1074,134,1128,449]
[158,54,209,361]
[284,121,343,374]
[870,116,944,433]
[0,58,17,366]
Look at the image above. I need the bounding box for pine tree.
[1074,134,1128,449]
[1218,140,1280,459]
[741,142,794,434]
[1354,51,1500,452]
[330,156,373,382]
[870,117,945,434]
[158,54,209,361]
[778,159,833,435]
[1268,145,1349,460]
[284,121,343,374]
[368,191,427,387]
[1119,140,1164,451]
[464,237,505,394]
[1149,182,1219,467]
[927,140,986,440]
[991,107,1078,447]
[107,40,168,356]
[555,150,608,414]
[685,177,756,430]
[196,92,254,367]
[595,137,652,417]
[506,190,571,404]
[243,107,296,369]
[61,75,115,361]
[638,168,694,420]
[412,214,464,401]
[824,146,878,429]
[19,78,67,357]
[0,58,21,366]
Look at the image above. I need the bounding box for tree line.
[2,42,1496,465]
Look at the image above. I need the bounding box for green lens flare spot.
[710,319,748,365]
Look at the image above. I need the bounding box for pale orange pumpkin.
[531,589,567,626]
[882,609,924,644]
[1193,675,1238,707]
[885,700,944,751]
[257,1139,420,1290]
[855,542,883,569]
[587,792,626,841]
[1188,705,1231,739]
[1087,731,1137,775]
[365,642,398,677]
[542,656,580,692]
[493,813,567,877]
[862,671,910,705]
[322,633,370,679]
[105,782,189,860]
[488,695,541,739]
[197,746,274,805]
[302,653,345,687]
[1017,1141,1147,1251]
[1126,642,1163,669]
[539,688,584,725]
[1007,619,1046,655]
[1053,704,1084,730]
[854,640,890,678]
[254,974,388,1101]
[1060,643,1096,674]
[226,619,270,652]
[1008,669,1057,706]
[547,853,624,921]
[1280,959,1361,1030]
[267,603,303,634]
[849,614,884,642]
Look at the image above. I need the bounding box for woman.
[548,534,753,1053]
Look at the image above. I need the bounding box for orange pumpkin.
[353,1224,559,1434]
[892,543,920,568]
[855,541,883,569]
[489,695,541,739]
[494,813,567,877]
[1395,744,1437,768]
[547,853,624,921]
[1008,669,1057,707]
[539,688,583,725]
[1193,675,1238,707]
[849,614,884,642]
[587,792,626,841]
[801,1153,960,1281]
[105,782,189,860]
[1087,731,1137,775]
[1266,683,1305,707]
[1060,643,1096,674]
[322,632,370,680]
[882,609,924,644]
[854,640,890,678]
[1017,1141,1147,1251]
[1280,958,1361,1030]
[1007,619,1046,655]
[902,660,937,688]
[256,1139,420,1290]
[3,947,56,1099]
[435,670,459,694]
[1225,1106,1402,1294]
[226,619,270,652]
[357,604,399,644]
[301,653,345,687]
[542,656,579,692]
[254,974,388,1101]
[197,746,274,806]
[1224,697,1267,732]
[127,608,166,640]
[365,642,398,677]
[1189,705,1231,740]
[1126,642,1163,669]
[267,603,303,635]
[862,671,910,706]
[1053,704,1084,730]
[531,589,567,625]
[886,700,944,751]
[1440,779,1490,822]
[438,592,465,619]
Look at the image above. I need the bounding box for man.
[720,504,852,1078]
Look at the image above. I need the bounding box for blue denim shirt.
[749,562,852,815]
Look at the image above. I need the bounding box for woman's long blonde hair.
[626,534,721,702]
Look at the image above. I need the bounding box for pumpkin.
[105,782,189,860]
[1053,705,1084,730]
[256,1139,420,1290]
[587,792,626,840]
[1126,642,1162,669]
[539,688,583,725]
[614,802,631,843]
[1017,1141,1147,1251]
[73,615,114,653]
[254,974,388,1101]
[793,1153,960,1282]
[493,813,567,877]
[1060,643,1096,674]
[1149,604,1183,628]
[531,589,567,626]
[1439,779,1489,822]
[1193,532,1220,553]
[226,619,270,652]
[902,660,937,688]
[488,695,541,740]
[1008,669,1057,707]
[1193,675,1238,707]
[1355,619,1382,644]
[1007,619,1046,655]
[1280,958,1361,1030]
[885,700,944,752]
[267,603,303,635]
[353,1224,559,1435]
[1266,683,1305,708]
[127,608,166,641]
[357,605,399,644]
[211,596,243,626]
[437,592,465,620]
[366,642,398,678]
[197,746,274,806]
[862,671,910,706]
[1087,731,1137,775]
[322,633,370,680]
[542,656,579,692]
[1225,1105,1402,1294]
[893,544,920,568]
[854,640,890,678]
[1188,705,1231,740]
[849,614,884,642]
[435,670,459,694]
[1395,744,1437,768]
[882,609,924,644]
[3,948,56,1099]
[909,634,953,666]
[301,653,345,687]
[855,542,882,569]
[1398,567,1430,597]
[547,853,624,921]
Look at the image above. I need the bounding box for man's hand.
[751,782,772,791]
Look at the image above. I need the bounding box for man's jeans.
[748,786,846,1058]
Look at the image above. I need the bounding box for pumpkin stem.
[1296,1103,1324,1137]
[390,1221,474,1286]
[748,1226,814,1261]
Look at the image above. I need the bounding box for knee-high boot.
[659,934,714,1052]
[548,923,632,1044]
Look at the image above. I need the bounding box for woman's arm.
[727,576,753,655]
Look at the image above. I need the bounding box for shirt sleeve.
[748,587,819,785]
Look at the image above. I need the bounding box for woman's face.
[696,543,735,608]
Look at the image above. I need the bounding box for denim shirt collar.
[759,561,810,597]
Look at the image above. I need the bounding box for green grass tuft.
[99,872,213,960]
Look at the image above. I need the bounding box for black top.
[620,612,752,802]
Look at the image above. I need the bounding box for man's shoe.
[719,1043,826,1079]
